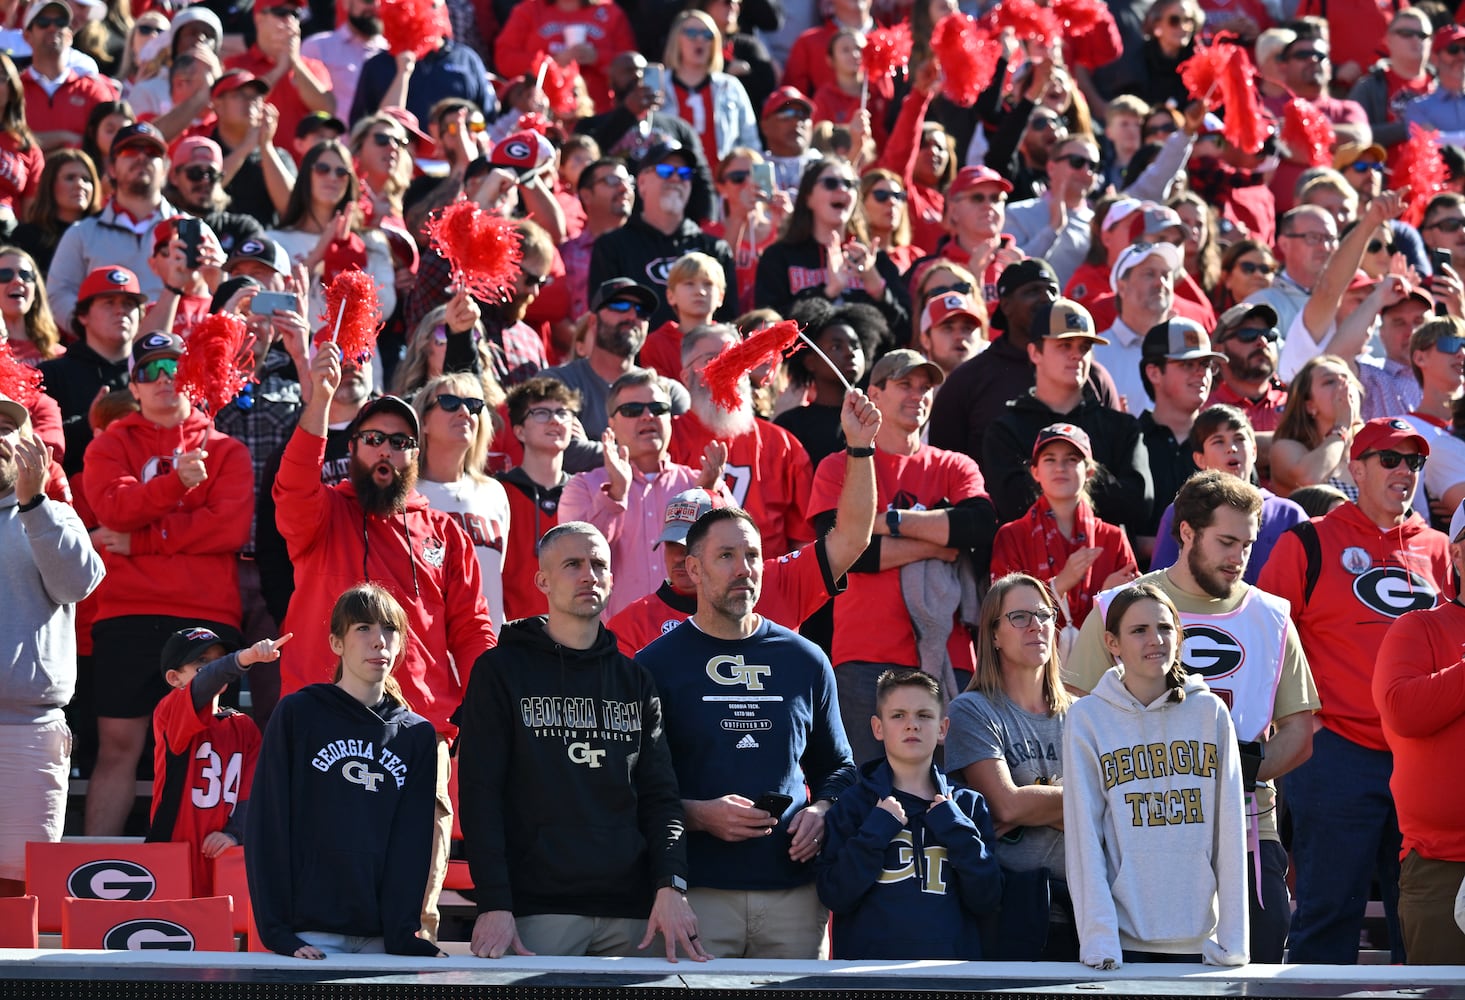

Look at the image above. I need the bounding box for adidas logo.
[735,734,759,749]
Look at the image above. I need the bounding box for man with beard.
[988,106,1068,206]
[19,0,118,154]
[47,123,177,332]
[162,136,266,257]
[1206,303,1289,468]
[670,324,815,560]
[562,160,637,322]
[209,69,297,228]
[543,279,689,439]
[0,390,105,896]
[301,0,387,126]
[274,339,493,942]
[1063,470,1319,964]
[588,142,736,328]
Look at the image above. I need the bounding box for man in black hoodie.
[458,522,707,962]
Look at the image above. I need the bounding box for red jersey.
[1374,601,1465,862]
[990,496,1136,628]
[1256,502,1452,750]
[809,443,986,671]
[638,320,684,382]
[669,411,815,558]
[496,468,566,622]
[607,538,841,656]
[224,47,334,157]
[150,686,260,894]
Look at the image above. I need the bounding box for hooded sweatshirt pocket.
[1110,847,1217,946]
[527,823,647,897]
[299,847,386,929]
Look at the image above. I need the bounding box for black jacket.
[574,109,715,222]
[588,215,737,329]
[245,684,440,957]
[754,239,911,350]
[39,342,129,477]
[456,616,687,918]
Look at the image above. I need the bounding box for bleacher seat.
[61,895,235,952]
[0,895,40,948]
[26,840,192,933]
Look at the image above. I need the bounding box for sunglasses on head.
[182,164,220,183]
[30,13,70,28]
[370,131,408,149]
[722,169,751,184]
[1435,334,1465,353]
[1362,449,1426,472]
[1426,217,1465,233]
[430,393,486,415]
[1057,153,1100,171]
[1349,161,1385,173]
[870,188,906,203]
[1230,326,1279,344]
[681,25,715,39]
[602,299,648,316]
[0,266,36,284]
[818,175,856,191]
[652,163,695,181]
[311,162,351,178]
[353,429,418,450]
[135,357,179,383]
[1366,239,1396,255]
[614,400,672,418]
[1237,260,1275,276]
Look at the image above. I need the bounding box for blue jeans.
[1283,727,1403,964]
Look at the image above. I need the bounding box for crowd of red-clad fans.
[5,0,1465,968]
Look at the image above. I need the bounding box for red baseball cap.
[761,85,813,119]
[920,291,984,335]
[1350,417,1430,461]
[489,130,555,179]
[380,106,432,148]
[77,267,146,307]
[1436,24,1465,48]
[948,165,1012,199]
[210,69,269,100]
[1032,422,1093,463]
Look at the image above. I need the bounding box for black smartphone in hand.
[751,791,793,819]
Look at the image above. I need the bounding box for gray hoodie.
[0,493,106,724]
[1063,668,1249,969]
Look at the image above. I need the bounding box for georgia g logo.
[646,257,677,285]
[1353,568,1437,618]
[1180,624,1245,680]
[68,860,157,901]
[102,919,196,951]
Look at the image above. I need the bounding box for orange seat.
[26,841,192,933]
[0,895,39,947]
[61,895,236,952]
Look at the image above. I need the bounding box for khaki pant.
[419,735,451,942]
[686,883,828,959]
[516,914,652,957]
[1400,850,1465,965]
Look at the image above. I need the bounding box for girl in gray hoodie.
[1063,584,1248,969]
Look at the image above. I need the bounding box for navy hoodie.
[816,758,1004,960]
[245,683,440,957]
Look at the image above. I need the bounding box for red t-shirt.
[150,686,261,895]
[224,47,334,158]
[809,443,986,671]
[672,79,720,170]
[1205,379,1288,433]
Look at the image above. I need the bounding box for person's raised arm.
[1300,189,1404,344]
[822,389,880,576]
[297,338,340,438]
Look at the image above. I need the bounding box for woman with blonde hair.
[391,300,504,408]
[858,168,921,273]
[709,147,788,314]
[0,245,61,363]
[655,9,759,164]
[1271,354,1365,498]
[116,11,169,97]
[946,572,1077,960]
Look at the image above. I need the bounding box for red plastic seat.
[61,895,235,952]
[0,895,39,947]
[25,840,192,933]
[211,847,251,935]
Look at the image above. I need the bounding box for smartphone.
[751,161,776,198]
[642,62,667,96]
[751,791,793,818]
[249,291,296,315]
[177,216,202,269]
[1433,247,1453,275]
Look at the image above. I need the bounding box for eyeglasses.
[135,357,179,383]
[1236,261,1276,276]
[136,22,165,34]
[30,14,70,28]
[772,107,810,120]
[524,406,577,423]
[182,165,220,183]
[1366,239,1397,255]
[521,269,551,289]
[1435,334,1465,353]
[722,169,751,184]
[1056,153,1100,171]
[601,299,648,316]
[1280,230,1337,247]
[1349,161,1386,174]
[818,175,856,191]
[1362,449,1426,472]
[652,163,695,181]
[998,607,1057,629]
[0,266,37,284]
[596,173,633,189]
[870,188,907,203]
[1424,217,1465,232]
[681,26,716,40]
[613,400,672,418]
[312,162,352,178]
[1229,326,1279,344]
[1393,27,1430,40]
[353,429,418,450]
[370,131,408,149]
[430,393,486,415]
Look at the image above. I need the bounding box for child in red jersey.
[147,627,291,894]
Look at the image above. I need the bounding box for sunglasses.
[182,165,220,183]
[818,175,856,191]
[353,429,418,450]
[601,299,648,316]
[999,607,1057,629]
[1030,116,1065,132]
[1446,43,1465,56]
[521,269,551,289]
[773,106,810,120]
[0,266,37,284]
[1143,121,1178,136]
[1236,261,1276,276]
[1435,334,1465,353]
[1229,326,1279,344]
[681,26,715,40]
[370,131,408,149]
[311,162,352,178]
[722,169,751,184]
[870,188,906,203]
[136,22,165,34]
[614,400,672,418]
[1164,13,1195,26]
[525,406,576,423]
[135,357,179,383]
[1362,449,1426,472]
[430,393,486,415]
[30,13,70,28]
[652,163,695,181]
[1287,48,1328,61]
[262,5,303,16]
[1366,239,1397,255]
[1349,161,1385,173]
[1425,217,1465,232]
[1056,153,1100,171]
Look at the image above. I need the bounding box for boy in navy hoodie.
[816,670,1004,960]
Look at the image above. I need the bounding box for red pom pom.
[0,344,43,408]
[1281,98,1335,168]
[531,51,581,117]
[932,13,1001,107]
[1050,0,1107,33]
[700,320,803,412]
[175,313,254,414]
[424,200,525,303]
[318,267,385,363]
[1219,54,1266,154]
[380,0,450,58]
[984,0,1058,45]
[1178,38,1231,109]
[861,24,912,82]
[1396,123,1449,227]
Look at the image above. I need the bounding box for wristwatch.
[845,445,875,458]
[657,875,689,894]
[886,509,903,538]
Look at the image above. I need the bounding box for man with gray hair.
[1244,204,1339,336]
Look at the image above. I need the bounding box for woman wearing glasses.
[653,10,758,167]
[945,572,1079,961]
[117,12,170,100]
[858,169,922,274]
[1114,0,1204,109]
[1214,240,1278,312]
[0,246,62,364]
[754,157,910,345]
[412,374,511,631]
[708,148,788,314]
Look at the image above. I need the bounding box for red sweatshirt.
[990,495,1136,629]
[493,0,636,113]
[638,320,684,382]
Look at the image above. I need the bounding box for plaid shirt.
[213,347,303,554]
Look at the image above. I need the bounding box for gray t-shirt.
[540,357,691,440]
[946,689,1066,878]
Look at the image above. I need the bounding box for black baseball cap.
[634,141,693,174]
[589,277,658,313]
[991,258,1059,331]
[345,394,420,440]
[160,626,232,678]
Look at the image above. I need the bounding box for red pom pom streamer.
[1178,36,1233,110]
[1219,55,1266,154]
[1396,123,1449,228]
[861,24,912,83]
[932,13,1001,107]
[175,313,254,414]
[531,51,580,117]
[316,267,385,364]
[379,0,450,59]
[1050,0,1107,34]
[1281,98,1335,168]
[701,320,804,412]
[984,0,1058,45]
[424,200,525,303]
[0,343,42,408]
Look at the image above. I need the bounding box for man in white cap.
[1094,240,1184,415]
[0,390,105,896]
[19,0,118,153]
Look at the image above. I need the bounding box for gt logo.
[68,860,156,901]
[102,919,196,951]
[568,742,606,768]
[1180,624,1245,680]
[342,760,384,791]
[707,654,771,690]
[1353,568,1438,618]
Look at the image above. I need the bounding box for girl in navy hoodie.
[246,584,443,959]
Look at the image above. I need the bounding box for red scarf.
[1019,494,1101,627]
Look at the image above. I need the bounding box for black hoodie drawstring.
[360,508,421,597]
